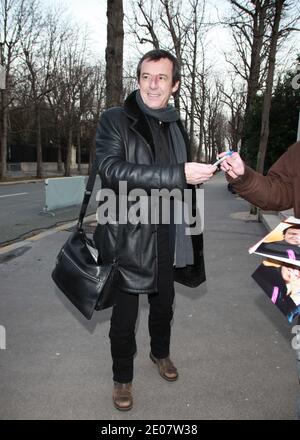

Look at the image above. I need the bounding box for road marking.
[0,192,28,198]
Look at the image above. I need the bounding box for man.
[220,141,300,418]
[256,225,300,262]
[252,262,300,321]
[281,265,300,307]
[283,226,300,246]
[94,49,216,411]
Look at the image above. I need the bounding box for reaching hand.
[184,162,217,185]
[219,152,245,179]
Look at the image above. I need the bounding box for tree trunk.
[189,26,197,156]
[105,0,124,108]
[55,119,63,172]
[65,125,73,176]
[56,141,63,173]
[77,129,82,174]
[89,132,96,175]
[0,90,8,180]
[256,0,284,174]
[197,76,206,162]
[36,105,43,178]
[234,0,269,155]
[162,0,183,111]
[0,49,9,180]
[197,137,202,162]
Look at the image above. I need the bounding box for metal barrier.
[41,176,87,216]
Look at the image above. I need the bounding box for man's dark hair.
[283,225,300,234]
[136,49,180,86]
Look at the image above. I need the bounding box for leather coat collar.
[124,90,154,151]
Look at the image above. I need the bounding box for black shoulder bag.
[51,163,118,320]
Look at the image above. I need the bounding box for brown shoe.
[150,352,178,382]
[113,382,133,411]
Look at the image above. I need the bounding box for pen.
[212,151,233,167]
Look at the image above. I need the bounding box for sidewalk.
[0,169,89,186]
[0,172,298,420]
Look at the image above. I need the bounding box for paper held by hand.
[249,216,300,267]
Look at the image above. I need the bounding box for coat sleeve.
[95,109,187,194]
[230,144,296,212]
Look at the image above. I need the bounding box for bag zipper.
[61,248,105,283]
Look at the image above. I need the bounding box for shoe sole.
[113,401,133,411]
[150,352,178,382]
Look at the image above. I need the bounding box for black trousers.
[109,226,175,383]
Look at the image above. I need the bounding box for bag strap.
[77,161,98,230]
[77,159,123,262]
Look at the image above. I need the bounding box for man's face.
[281,265,300,283]
[138,57,179,109]
[284,228,300,245]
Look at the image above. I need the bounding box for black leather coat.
[93,91,205,293]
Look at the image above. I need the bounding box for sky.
[58,0,107,58]
[44,0,233,67]
[43,0,299,78]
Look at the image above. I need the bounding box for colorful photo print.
[252,260,300,323]
[249,217,300,267]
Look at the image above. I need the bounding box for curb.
[0,179,46,186]
[260,212,281,232]
[260,208,294,232]
[0,175,87,186]
[0,214,96,255]
[0,176,70,186]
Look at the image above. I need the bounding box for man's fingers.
[228,170,238,179]
[220,161,230,172]
[184,162,218,184]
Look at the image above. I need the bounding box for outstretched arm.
[219,150,295,212]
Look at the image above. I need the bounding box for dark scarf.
[135,90,194,268]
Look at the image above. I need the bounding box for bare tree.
[58,33,90,176]
[226,0,300,150]
[220,81,246,150]
[48,61,106,174]
[205,81,225,162]
[1,1,114,180]
[75,65,99,174]
[47,68,65,173]
[87,64,106,171]
[159,0,193,110]
[225,0,272,153]
[256,0,286,173]
[0,0,37,179]
[195,69,207,161]
[106,0,124,108]
[21,4,66,178]
[183,0,207,156]
[224,0,300,216]
[127,0,161,49]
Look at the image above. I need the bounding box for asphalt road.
[0,180,99,246]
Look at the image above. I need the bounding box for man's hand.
[184,163,217,185]
[219,152,245,179]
